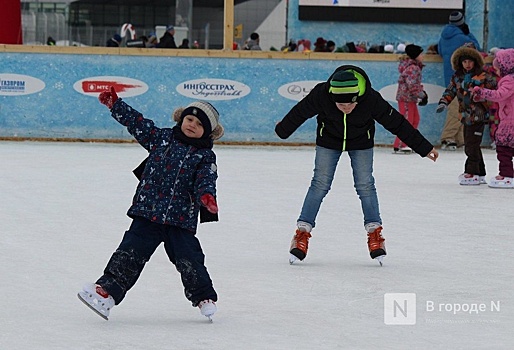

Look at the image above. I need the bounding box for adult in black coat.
[156,26,177,48]
[276,65,438,266]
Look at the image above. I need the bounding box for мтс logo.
[384,293,416,325]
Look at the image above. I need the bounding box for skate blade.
[375,255,384,266]
[207,315,213,323]
[77,293,109,320]
[289,254,299,265]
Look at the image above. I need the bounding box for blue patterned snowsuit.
[96,99,218,307]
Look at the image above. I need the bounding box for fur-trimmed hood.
[451,44,484,71]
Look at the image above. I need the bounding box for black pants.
[464,123,486,176]
[97,217,217,306]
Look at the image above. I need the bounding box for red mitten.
[200,194,218,214]
[98,86,119,109]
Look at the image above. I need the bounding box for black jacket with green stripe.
[275,65,434,156]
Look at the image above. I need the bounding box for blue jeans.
[298,146,381,228]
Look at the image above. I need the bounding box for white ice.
[1,141,512,349]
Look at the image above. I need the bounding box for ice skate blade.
[289,254,299,265]
[375,255,384,266]
[77,292,109,320]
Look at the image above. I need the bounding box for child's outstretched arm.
[436,78,458,113]
[98,86,163,151]
[473,79,514,103]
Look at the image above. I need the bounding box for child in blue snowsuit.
[78,87,223,321]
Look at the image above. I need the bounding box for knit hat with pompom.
[172,101,224,140]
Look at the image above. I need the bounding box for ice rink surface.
[1,141,512,349]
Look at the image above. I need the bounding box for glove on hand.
[98,86,118,109]
[418,90,428,106]
[201,194,218,214]
[472,86,483,102]
[436,103,446,113]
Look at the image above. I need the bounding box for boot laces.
[367,227,384,250]
[294,230,312,252]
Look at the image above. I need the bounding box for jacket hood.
[326,65,370,101]
[398,56,422,73]
[440,25,466,40]
[451,45,484,71]
[494,48,514,76]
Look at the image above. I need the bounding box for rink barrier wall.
[0,45,493,146]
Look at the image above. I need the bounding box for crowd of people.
[389,11,513,189]
[105,25,200,49]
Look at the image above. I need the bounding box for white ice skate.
[198,299,217,322]
[77,283,114,320]
[488,175,514,189]
[458,173,480,186]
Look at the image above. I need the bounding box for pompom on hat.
[173,101,224,139]
[449,11,465,26]
[405,44,423,59]
[329,70,360,103]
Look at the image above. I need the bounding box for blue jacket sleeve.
[110,99,164,151]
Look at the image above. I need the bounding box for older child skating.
[473,48,514,188]
[78,87,223,321]
[275,66,438,266]
[436,43,497,185]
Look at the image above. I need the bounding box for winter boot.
[289,222,312,264]
[77,283,115,320]
[198,299,217,321]
[366,223,386,264]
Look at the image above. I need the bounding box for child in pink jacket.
[473,48,514,188]
[394,44,427,153]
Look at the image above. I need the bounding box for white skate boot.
[488,175,514,188]
[458,173,480,185]
[77,283,115,320]
[198,299,217,322]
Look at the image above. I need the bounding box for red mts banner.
[0,0,23,44]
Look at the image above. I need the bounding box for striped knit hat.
[329,70,360,103]
[180,101,220,138]
[449,11,465,26]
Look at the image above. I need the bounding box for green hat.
[329,71,359,103]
